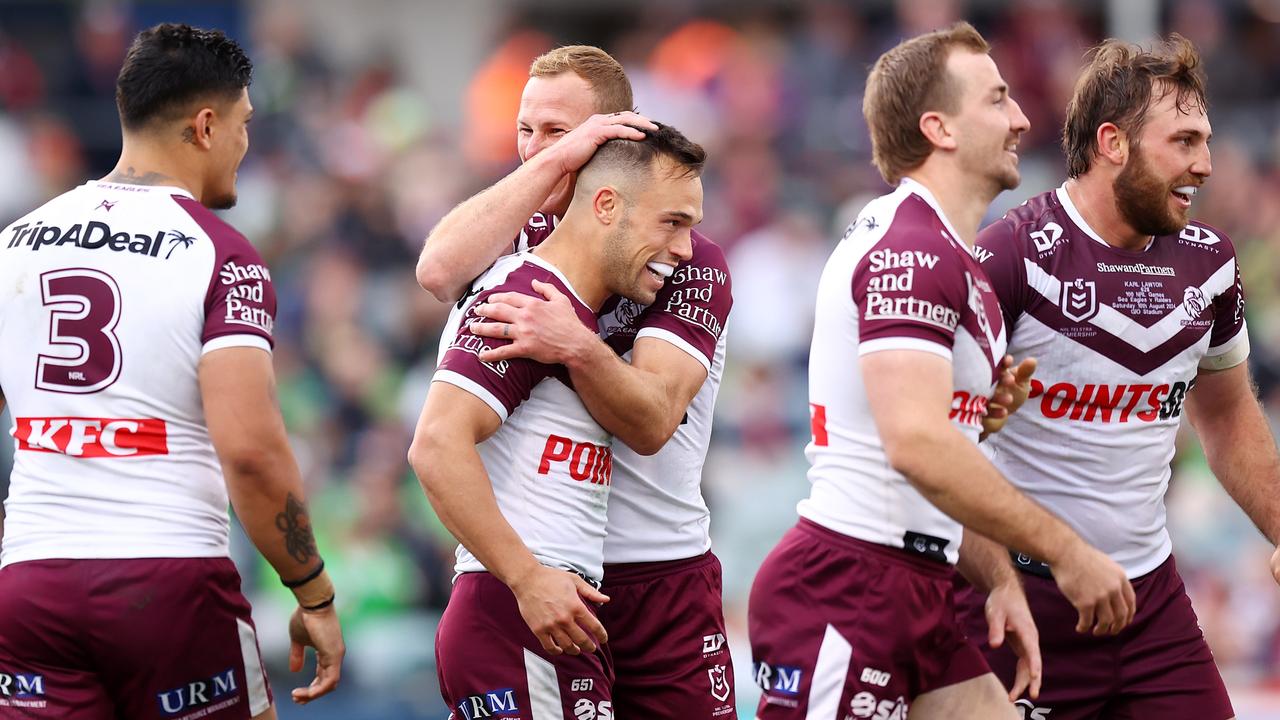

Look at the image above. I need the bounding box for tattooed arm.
[200,346,344,704]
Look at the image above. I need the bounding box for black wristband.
[301,594,335,611]
[282,559,325,589]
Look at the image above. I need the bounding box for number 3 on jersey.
[36,268,123,394]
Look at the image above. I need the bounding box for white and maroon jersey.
[977,185,1248,577]
[520,216,733,564]
[798,178,1007,564]
[434,253,613,582]
[0,181,276,567]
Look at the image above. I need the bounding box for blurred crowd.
[3,1,1280,717]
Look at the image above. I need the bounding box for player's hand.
[985,579,1042,701]
[1270,545,1280,586]
[287,605,345,704]
[510,565,610,656]
[543,112,657,176]
[1050,540,1136,636]
[472,280,597,365]
[981,355,1037,439]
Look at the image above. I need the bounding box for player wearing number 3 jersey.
[0,24,342,719]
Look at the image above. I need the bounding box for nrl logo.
[1061,279,1098,323]
[708,664,731,703]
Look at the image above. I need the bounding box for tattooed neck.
[103,166,177,187]
[275,492,319,565]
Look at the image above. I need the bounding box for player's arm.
[1185,361,1280,582]
[862,349,1136,634]
[199,347,343,704]
[471,281,703,454]
[407,381,610,654]
[416,113,655,302]
[958,530,1041,701]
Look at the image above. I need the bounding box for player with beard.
[957,34,1280,720]
[416,46,737,718]
[0,24,343,719]
[748,23,1133,720]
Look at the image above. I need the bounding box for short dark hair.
[1063,34,1207,178]
[116,23,253,131]
[583,122,707,182]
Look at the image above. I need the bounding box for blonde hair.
[529,45,634,114]
[863,22,990,184]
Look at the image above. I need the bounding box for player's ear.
[1095,122,1127,168]
[593,186,621,225]
[188,107,216,150]
[920,110,957,152]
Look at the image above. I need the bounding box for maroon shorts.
[598,551,735,719]
[748,519,989,719]
[955,554,1233,720]
[0,557,272,720]
[436,571,613,720]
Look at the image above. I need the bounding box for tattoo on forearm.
[274,493,318,564]
[103,166,176,186]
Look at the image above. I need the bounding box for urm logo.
[0,672,45,697]
[156,668,237,717]
[753,662,802,695]
[456,689,517,719]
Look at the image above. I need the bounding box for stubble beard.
[1113,145,1187,237]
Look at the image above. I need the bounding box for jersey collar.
[1055,183,1155,253]
[898,177,971,257]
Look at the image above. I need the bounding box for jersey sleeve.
[513,212,557,253]
[853,230,968,360]
[1201,241,1249,371]
[975,216,1033,331]
[175,196,278,354]
[434,289,548,422]
[634,234,732,371]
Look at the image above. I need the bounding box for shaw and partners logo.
[219,260,274,336]
[156,668,240,718]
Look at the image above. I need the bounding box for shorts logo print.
[156,668,240,718]
[708,664,731,702]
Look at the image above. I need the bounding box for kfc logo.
[15,417,168,457]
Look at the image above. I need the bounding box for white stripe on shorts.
[236,618,272,716]
[807,623,853,720]
[524,648,565,720]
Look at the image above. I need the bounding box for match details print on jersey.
[976,185,1248,577]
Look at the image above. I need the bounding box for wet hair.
[1063,34,1207,178]
[116,23,252,131]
